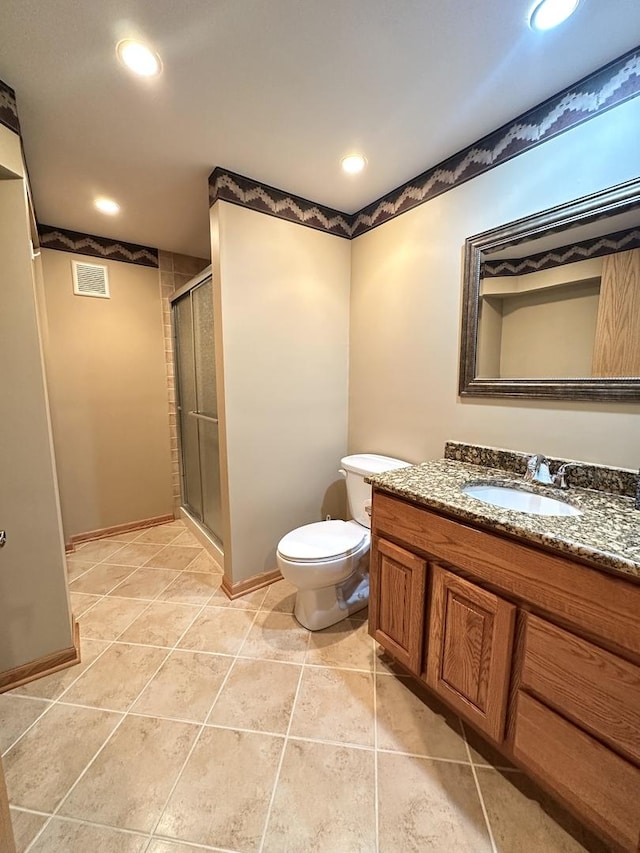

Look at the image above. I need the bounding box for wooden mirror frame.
[459,177,640,401]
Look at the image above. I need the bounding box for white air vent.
[72,260,110,298]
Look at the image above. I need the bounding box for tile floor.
[1,520,602,852]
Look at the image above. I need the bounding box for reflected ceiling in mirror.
[459,177,640,400]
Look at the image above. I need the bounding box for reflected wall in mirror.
[460,177,640,400]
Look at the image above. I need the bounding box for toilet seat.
[277,520,365,562]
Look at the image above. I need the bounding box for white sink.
[462,484,582,517]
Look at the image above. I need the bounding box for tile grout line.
[15,805,235,853]
[0,700,54,760]
[1,636,122,758]
[462,723,498,853]
[9,579,503,851]
[5,634,394,759]
[65,532,173,593]
[78,588,170,644]
[4,529,189,810]
[147,832,244,853]
[201,602,267,727]
[257,629,310,853]
[11,572,365,850]
[70,564,148,601]
[23,810,151,842]
[375,747,473,765]
[143,603,267,848]
[22,585,216,853]
[69,524,200,594]
[33,698,480,764]
[70,524,202,587]
[75,540,226,642]
[8,805,51,817]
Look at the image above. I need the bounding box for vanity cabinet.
[369,489,640,852]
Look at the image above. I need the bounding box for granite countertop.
[368,450,640,581]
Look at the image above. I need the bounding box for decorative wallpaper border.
[208,167,353,238]
[0,79,20,136]
[37,225,159,267]
[208,45,640,240]
[482,224,640,277]
[350,45,640,238]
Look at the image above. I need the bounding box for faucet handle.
[553,462,578,490]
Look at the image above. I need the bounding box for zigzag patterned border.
[351,45,640,238]
[208,45,640,240]
[38,225,158,267]
[482,225,640,277]
[209,168,353,238]
[0,79,20,136]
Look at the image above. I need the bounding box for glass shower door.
[173,276,223,544]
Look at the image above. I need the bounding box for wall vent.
[72,260,110,298]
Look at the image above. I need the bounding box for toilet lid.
[278,520,365,562]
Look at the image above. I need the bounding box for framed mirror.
[459,177,640,400]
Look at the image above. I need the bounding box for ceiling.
[1,1,639,259]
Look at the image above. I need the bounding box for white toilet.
[276,454,410,631]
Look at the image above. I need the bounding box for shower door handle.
[188,411,219,424]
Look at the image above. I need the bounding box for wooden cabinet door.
[369,537,427,674]
[425,564,515,742]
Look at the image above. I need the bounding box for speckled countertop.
[368,446,640,581]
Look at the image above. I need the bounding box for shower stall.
[171,270,223,550]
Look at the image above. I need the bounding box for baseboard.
[220,568,283,600]
[66,513,176,552]
[0,619,81,694]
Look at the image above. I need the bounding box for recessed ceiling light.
[341,154,367,175]
[94,197,120,215]
[529,0,579,31]
[116,39,162,77]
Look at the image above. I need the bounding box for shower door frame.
[170,267,224,550]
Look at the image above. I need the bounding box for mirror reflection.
[459,176,640,400]
[477,207,640,380]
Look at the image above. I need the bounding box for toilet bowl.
[276,453,410,631]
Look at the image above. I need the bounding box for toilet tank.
[340,454,411,528]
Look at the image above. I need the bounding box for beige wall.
[499,281,599,378]
[41,249,174,539]
[349,96,640,469]
[211,201,351,583]
[477,296,503,378]
[481,258,603,378]
[0,124,72,672]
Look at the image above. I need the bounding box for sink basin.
[462,484,582,517]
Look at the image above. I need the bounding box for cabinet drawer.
[513,691,640,852]
[521,614,640,765]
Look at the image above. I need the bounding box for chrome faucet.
[525,453,553,485]
[553,462,578,490]
[525,454,577,489]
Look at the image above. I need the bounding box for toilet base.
[293,572,369,631]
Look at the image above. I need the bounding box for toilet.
[276,453,411,631]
